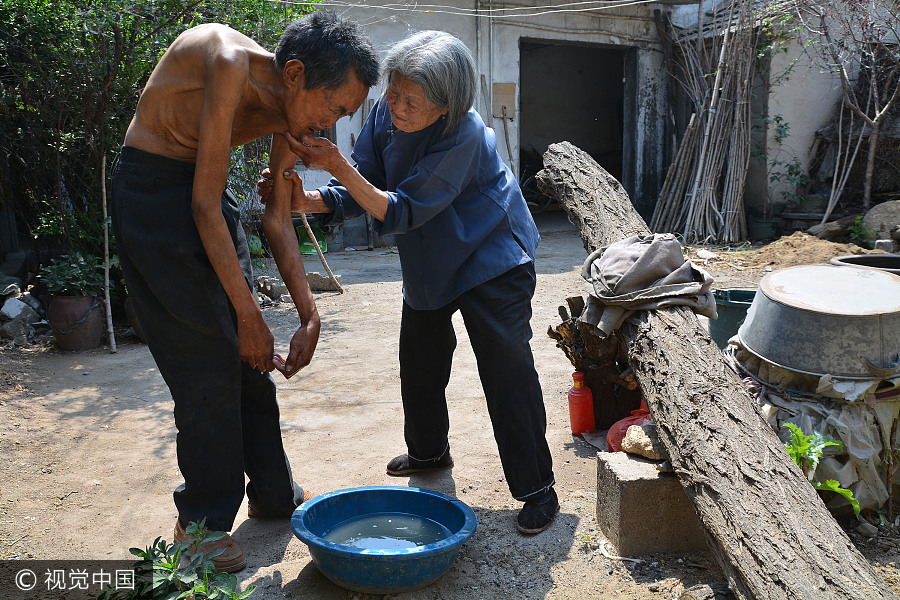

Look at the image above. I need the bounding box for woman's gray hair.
[382,31,476,136]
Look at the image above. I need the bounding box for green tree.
[0,0,311,260]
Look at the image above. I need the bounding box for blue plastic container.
[291,486,477,594]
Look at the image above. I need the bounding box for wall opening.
[519,40,625,213]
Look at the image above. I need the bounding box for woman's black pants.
[399,262,555,501]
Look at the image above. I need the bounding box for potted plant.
[39,251,107,350]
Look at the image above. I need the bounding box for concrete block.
[306,271,342,291]
[596,451,708,556]
[874,239,896,253]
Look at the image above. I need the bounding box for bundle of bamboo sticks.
[651,0,759,243]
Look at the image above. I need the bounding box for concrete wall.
[303,1,673,247]
[763,36,842,215]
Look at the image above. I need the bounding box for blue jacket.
[317,99,539,310]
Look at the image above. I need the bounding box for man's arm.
[193,53,275,371]
[262,133,320,377]
[285,132,389,221]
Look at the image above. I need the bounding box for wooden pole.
[101,155,116,353]
[538,141,897,600]
[299,214,343,293]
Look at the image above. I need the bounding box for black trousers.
[399,262,555,501]
[111,146,302,531]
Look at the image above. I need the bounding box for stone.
[19,292,44,314]
[1,297,40,324]
[856,521,879,538]
[596,451,708,556]
[306,271,342,291]
[621,421,668,461]
[256,276,288,301]
[1,317,33,343]
[864,200,900,242]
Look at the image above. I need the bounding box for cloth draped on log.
[579,233,717,340]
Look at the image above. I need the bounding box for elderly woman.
[268,30,557,533]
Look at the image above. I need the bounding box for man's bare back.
[124,24,289,162]
[117,17,375,375]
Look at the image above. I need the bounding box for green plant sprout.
[848,216,876,247]
[576,530,600,550]
[98,519,256,600]
[247,233,267,269]
[783,423,860,515]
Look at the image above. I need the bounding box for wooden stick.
[299,213,343,294]
[101,154,117,353]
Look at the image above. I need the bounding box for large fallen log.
[537,141,896,600]
[805,213,859,239]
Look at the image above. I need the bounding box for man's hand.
[257,167,327,214]
[238,311,276,372]
[281,312,321,378]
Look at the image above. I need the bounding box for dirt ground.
[2,214,899,600]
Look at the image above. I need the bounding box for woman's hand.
[285,132,349,175]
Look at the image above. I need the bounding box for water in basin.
[324,512,452,550]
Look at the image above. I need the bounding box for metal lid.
[759,265,900,316]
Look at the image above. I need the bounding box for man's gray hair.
[382,31,476,136]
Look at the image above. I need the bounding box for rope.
[50,298,102,335]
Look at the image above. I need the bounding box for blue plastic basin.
[291,486,477,594]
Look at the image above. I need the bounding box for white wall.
[765,36,842,212]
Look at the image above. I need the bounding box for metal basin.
[830,254,900,275]
[737,265,900,379]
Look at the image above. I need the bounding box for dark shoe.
[516,488,559,534]
[173,520,247,573]
[386,452,454,476]
[247,489,316,519]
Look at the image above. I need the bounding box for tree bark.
[537,141,897,600]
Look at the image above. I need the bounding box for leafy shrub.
[98,519,256,600]
[783,423,860,514]
[38,251,107,297]
[0,0,308,259]
[848,215,875,247]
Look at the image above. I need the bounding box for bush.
[98,519,256,600]
[38,251,106,297]
[0,0,310,260]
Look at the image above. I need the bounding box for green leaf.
[814,479,861,515]
[783,422,811,467]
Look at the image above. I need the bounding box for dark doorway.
[519,40,625,212]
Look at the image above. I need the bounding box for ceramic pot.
[48,294,104,350]
[124,296,146,342]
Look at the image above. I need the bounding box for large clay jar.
[124,296,146,342]
[48,295,105,350]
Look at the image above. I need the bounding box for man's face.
[286,67,369,138]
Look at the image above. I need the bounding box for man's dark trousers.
[111,146,302,531]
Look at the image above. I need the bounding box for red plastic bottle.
[568,371,595,436]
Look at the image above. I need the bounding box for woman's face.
[385,73,448,133]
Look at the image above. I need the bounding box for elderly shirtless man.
[110,13,378,572]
